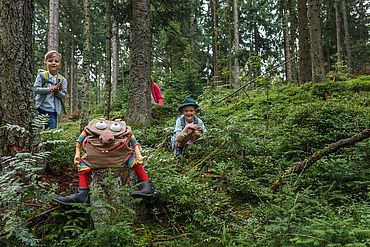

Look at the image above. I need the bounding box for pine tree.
[128,0,152,124]
[0,0,37,156]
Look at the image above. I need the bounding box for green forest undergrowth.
[1,76,369,246]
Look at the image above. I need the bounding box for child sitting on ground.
[172,97,206,156]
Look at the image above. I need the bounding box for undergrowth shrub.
[4,77,368,246]
[0,116,61,246]
[40,170,136,247]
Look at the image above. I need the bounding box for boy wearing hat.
[172,97,206,156]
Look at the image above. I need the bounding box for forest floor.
[2,76,369,246]
[40,166,76,195]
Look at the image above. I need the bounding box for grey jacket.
[33,72,68,115]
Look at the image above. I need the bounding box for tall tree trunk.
[104,0,113,119]
[128,0,152,124]
[334,0,343,63]
[80,0,90,131]
[307,0,326,82]
[227,0,233,86]
[48,0,59,51]
[70,47,78,115]
[0,0,37,156]
[289,0,299,83]
[283,7,293,81]
[111,10,119,99]
[253,24,262,77]
[95,61,100,110]
[63,24,70,113]
[211,0,220,84]
[232,0,240,88]
[341,0,352,73]
[297,0,312,83]
[189,9,196,52]
[189,4,197,90]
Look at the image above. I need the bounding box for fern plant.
[0,115,64,246]
[0,152,52,246]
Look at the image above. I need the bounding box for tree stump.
[89,167,139,228]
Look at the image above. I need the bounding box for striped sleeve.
[130,133,138,147]
[77,130,87,144]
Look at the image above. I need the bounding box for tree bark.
[282,7,293,81]
[307,0,326,82]
[271,129,370,191]
[227,0,233,87]
[0,0,37,156]
[95,61,101,111]
[70,47,78,115]
[232,0,240,88]
[127,0,152,124]
[80,0,90,132]
[104,0,113,119]
[297,0,312,83]
[211,0,221,84]
[341,0,352,73]
[111,12,119,100]
[334,0,343,63]
[289,2,299,83]
[48,0,59,51]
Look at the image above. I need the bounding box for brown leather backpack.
[81,119,134,169]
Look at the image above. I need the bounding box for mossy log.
[271,128,370,192]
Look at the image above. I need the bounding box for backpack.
[38,69,63,87]
[81,119,134,169]
[38,69,67,114]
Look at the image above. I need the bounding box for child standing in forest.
[53,119,154,205]
[172,97,206,156]
[151,80,164,106]
[33,50,67,129]
[150,79,164,120]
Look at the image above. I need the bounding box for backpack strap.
[38,69,49,87]
[57,74,62,84]
[38,69,62,87]
[179,115,198,128]
[180,115,185,128]
[193,117,199,125]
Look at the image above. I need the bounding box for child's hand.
[185,124,201,132]
[50,84,61,94]
[136,154,146,163]
[74,154,81,166]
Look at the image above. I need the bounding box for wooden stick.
[25,206,61,228]
[271,129,370,191]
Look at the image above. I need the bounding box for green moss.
[20,77,370,246]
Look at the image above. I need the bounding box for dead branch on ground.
[271,129,370,192]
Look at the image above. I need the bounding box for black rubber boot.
[53,187,90,206]
[131,180,154,198]
[174,146,183,157]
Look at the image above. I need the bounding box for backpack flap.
[85,119,131,139]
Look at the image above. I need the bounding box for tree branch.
[271,128,370,192]
[25,206,61,228]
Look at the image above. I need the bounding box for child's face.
[182,106,196,122]
[45,54,61,75]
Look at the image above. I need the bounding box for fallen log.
[25,206,61,228]
[271,128,370,192]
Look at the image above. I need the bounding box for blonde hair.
[44,50,62,64]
